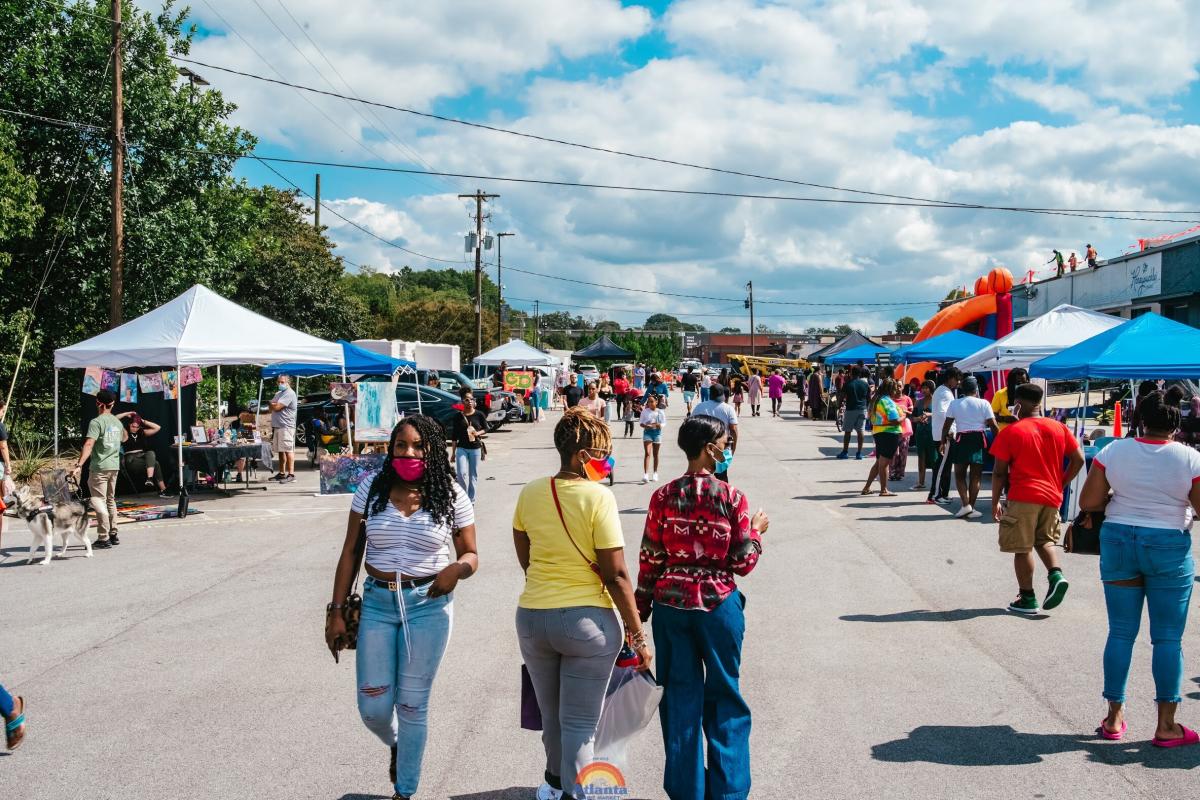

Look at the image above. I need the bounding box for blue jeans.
[652,592,751,800]
[1099,521,1194,704]
[455,447,480,502]
[356,576,453,797]
[700,387,710,402]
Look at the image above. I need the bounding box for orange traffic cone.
[1112,400,1122,438]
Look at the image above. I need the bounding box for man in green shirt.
[72,389,127,548]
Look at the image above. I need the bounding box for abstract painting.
[119,372,138,403]
[161,370,179,400]
[319,453,386,495]
[82,367,102,396]
[354,380,396,441]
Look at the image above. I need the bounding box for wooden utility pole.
[458,189,499,356]
[314,173,321,229]
[496,232,515,344]
[534,299,540,349]
[108,0,124,328]
[746,281,755,355]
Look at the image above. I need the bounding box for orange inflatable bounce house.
[895,267,1015,385]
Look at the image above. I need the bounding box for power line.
[32,0,119,23]
[4,106,1197,225]
[167,56,1200,219]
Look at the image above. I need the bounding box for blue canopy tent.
[825,342,893,366]
[261,340,420,441]
[1029,313,1200,380]
[891,330,995,364]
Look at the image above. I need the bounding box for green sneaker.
[1044,572,1069,610]
[1008,595,1040,615]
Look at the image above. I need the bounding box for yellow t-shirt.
[992,388,1012,432]
[513,477,625,609]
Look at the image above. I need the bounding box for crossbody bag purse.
[549,477,603,580]
[328,516,366,656]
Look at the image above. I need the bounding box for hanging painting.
[82,367,103,396]
[119,373,138,404]
[139,372,163,393]
[354,380,396,441]
[161,370,179,400]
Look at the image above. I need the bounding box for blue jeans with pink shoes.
[1099,521,1194,704]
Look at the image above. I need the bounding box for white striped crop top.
[351,473,474,576]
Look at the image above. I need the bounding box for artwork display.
[190,426,207,443]
[180,366,203,387]
[319,453,386,495]
[138,372,163,393]
[354,380,397,441]
[329,382,358,404]
[503,370,536,392]
[161,370,179,400]
[82,367,103,396]
[119,373,138,404]
[100,370,119,393]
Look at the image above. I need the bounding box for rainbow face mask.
[582,453,616,482]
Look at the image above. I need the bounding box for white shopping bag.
[594,667,663,769]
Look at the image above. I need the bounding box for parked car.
[417,368,522,428]
[576,364,600,383]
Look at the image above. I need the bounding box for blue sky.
[176,0,1200,334]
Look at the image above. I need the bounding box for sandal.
[5,696,25,751]
[1152,724,1200,748]
[879,491,898,497]
[1097,719,1125,740]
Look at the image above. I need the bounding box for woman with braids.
[636,414,768,800]
[326,415,478,800]
[512,407,652,800]
[1080,391,1200,747]
[860,377,905,497]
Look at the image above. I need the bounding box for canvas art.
[328,382,358,404]
[82,366,103,396]
[120,372,138,404]
[138,372,163,393]
[354,380,396,441]
[319,453,386,495]
[161,370,179,400]
[180,366,203,387]
[100,369,119,393]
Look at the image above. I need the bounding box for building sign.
[1127,252,1162,298]
[503,370,536,392]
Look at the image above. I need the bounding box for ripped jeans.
[356,576,453,797]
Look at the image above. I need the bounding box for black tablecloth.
[180,443,265,475]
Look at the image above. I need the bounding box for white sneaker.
[537,783,563,800]
[652,472,659,482]
[643,473,650,483]
[967,508,983,519]
[954,505,973,519]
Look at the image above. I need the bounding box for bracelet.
[326,602,344,613]
[629,629,649,648]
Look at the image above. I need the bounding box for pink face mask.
[391,457,425,482]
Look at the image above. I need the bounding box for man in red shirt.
[990,383,1085,615]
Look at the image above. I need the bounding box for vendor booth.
[825,342,893,366]
[473,339,558,367]
[54,285,344,504]
[891,330,994,365]
[956,304,1125,372]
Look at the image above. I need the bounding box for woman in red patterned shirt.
[636,414,769,800]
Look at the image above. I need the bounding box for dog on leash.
[11,482,91,565]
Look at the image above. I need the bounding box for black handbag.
[342,519,366,648]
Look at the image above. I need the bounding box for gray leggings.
[123,450,158,479]
[517,606,622,793]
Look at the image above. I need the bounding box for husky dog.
[11,482,91,565]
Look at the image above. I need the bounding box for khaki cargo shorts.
[273,426,296,453]
[998,500,1062,553]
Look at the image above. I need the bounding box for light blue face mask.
[715,446,733,473]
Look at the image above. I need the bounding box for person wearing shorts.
[681,368,699,414]
[861,378,905,497]
[268,375,298,483]
[940,376,998,519]
[990,382,1084,614]
[640,394,665,482]
[838,367,870,459]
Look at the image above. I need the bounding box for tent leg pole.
[255,379,264,432]
[1082,379,1089,440]
[177,364,185,495]
[415,370,422,415]
[216,365,221,429]
[342,365,353,451]
[54,369,59,461]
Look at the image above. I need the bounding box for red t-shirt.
[989,416,1080,508]
[613,378,630,395]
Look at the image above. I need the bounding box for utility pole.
[534,300,540,349]
[497,232,515,344]
[314,173,321,230]
[458,189,499,356]
[108,0,124,328]
[746,281,755,356]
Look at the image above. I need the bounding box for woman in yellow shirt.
[513,408,651,799]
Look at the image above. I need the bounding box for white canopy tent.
[955,304,1126,372]
[53,285,344,496]
[472,339,558,367]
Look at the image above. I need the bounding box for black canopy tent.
[809,331,882,362]
[571,335,634,361]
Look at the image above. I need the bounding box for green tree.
[834,324,857,336]
[594,320,622,332]
[644,313,704,332]
[894,315,920,335]
[718,327,741,333]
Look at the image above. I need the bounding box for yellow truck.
[728,354,810,377]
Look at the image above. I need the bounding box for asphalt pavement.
[2,395,1199,799]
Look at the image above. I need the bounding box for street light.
[176,66,209,102]
[496,232,515,342]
